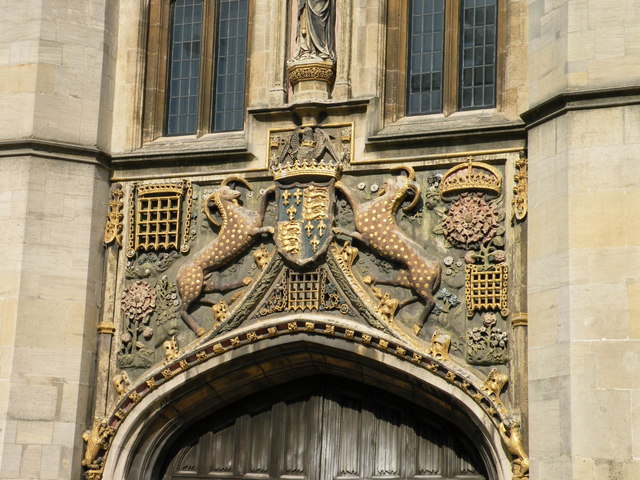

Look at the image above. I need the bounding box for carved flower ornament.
[121,280,156,321]
[442,192,499,250]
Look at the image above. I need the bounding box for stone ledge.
[0,138,110,168]
[369,111,525,147]
[521,85,640,129]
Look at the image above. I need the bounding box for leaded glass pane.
[212,0,248,132]
[407,0,445,116]
[459,0,497,110]
[166,0,203,136]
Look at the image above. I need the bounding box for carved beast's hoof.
[363,275,372,284]
[196,327,206,337]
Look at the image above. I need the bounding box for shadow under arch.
[102,334,513,480]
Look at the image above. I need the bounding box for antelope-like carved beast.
[177,177,274,336]
[334,166,441,335]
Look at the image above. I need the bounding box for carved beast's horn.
[203,192,222,228]
[403,181,422,213]
[393,165,416,181]
[221,175,252,191]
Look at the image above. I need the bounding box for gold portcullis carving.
[104,183,124,247]
[127,180,192,258]
[465,263,509,317]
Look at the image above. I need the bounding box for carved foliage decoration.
[127,180,193,258]
[466,313,508,365]
[512,153,528,221]
[118,280,156,369]
[104,183,124,247]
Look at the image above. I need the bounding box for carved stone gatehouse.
[1,1,639,480]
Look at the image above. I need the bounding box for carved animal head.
[204,176,253,227]
[378,166,422,213]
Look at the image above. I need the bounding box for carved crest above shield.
[268,125,350,266]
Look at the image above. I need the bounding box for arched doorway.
[159,376,490,480]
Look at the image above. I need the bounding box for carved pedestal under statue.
[288,0,336,101]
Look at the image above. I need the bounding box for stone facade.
[0,1,638,479]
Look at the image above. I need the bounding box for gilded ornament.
[176,176,274,337]
[334,166,441,335]
[213,343,225,354]
[371,285,399,323]
[305,321,315,331]
[161,369,173,379]
[287,61,336,86]
[440,157,502,199]
[344,329,354,339]
[179,359,189,371]
[362,334,372,344]
[247,331,258,342]
[412,353,422,363]
[277,221,302,254]
[127,180,192,257]
[428,330,452,362]
[378,339,389,350]
[230,336,241,346]
[445,371,456,383]
[512,153,528,221]
[499,415,530,479]
[465,263,509,317]
[81,418,114,470]
[252,244,271,269]
[269,126,345,181]
[113,371,131,398]
[146,378,157,390]
[267,327,278,336]
[104,184,124,247]
[396,346,406,356]
[288,322,298,331]
[162,336,179,364]
[128,391,141,404]
[481,368,509,400]
[212,299,229,324]
[196,351,207,361]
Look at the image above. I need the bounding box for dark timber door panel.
[160,377,488,480]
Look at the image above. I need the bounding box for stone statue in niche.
[293,0,335,61]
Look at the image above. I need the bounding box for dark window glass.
[166,0,203,136]
[407,0,445,115]
[212,0,249,132]
[459,0,497,110]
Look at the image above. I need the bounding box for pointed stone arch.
[101,331,513,480]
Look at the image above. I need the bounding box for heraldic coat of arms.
[270,126,343,266]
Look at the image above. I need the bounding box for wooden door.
[160,376,489,480]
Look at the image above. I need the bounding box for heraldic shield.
[275,180,335,266]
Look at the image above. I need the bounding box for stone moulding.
[287,60,336,86]
[86,319,523,480]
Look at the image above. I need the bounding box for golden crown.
[269,127,343,181]
[440,157,502,198]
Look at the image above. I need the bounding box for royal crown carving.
[269,126,345,181]
[440,157,502,198]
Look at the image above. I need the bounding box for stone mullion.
[333,0,353,100]
[268,0,289,105]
